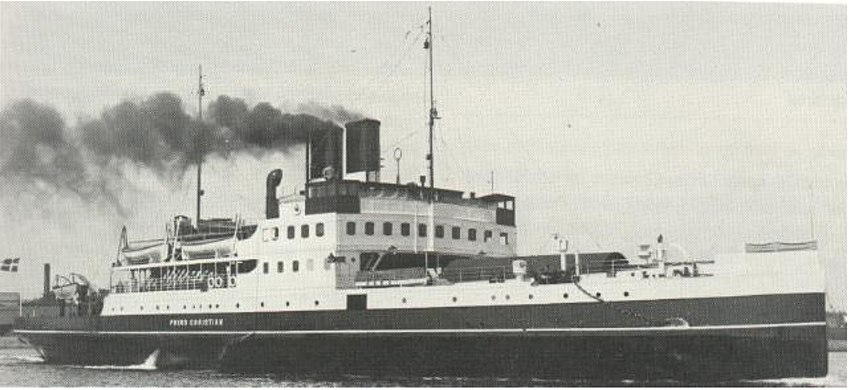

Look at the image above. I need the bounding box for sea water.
[0,348,845,387]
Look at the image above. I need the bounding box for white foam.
[81,349,159,371]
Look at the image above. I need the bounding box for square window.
[263,262,269,274]
[418,224,427,237]
[383,222,393,236]
[277,261,284,273]
[301,224,309,238]
[435,225,444,238]
[346,222,356,235]
[500,232,509,245]
[401,223,410,236]
[484,230,493,242]
[365,222,374,235]
[316,223,325,237]
[287,226,295,239]
[452,226,461,239]
[468,228,477,241]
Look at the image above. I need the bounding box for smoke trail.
[0,94,362,214]
[0,100,124,213]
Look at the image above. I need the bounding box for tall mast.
[426,6,438,191]
[196,65,205,225]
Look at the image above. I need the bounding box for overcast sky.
[0,2,845,309]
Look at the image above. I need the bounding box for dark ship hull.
[15,292,827,380]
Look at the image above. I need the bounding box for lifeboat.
[180,235,235,260]
[122,242,168,264]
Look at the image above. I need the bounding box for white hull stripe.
[14,321,825,336]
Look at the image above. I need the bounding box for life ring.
[214,276,224,288]
[207,278,215,289]
[229,276,237,287]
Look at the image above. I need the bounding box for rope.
[572,277,659,326]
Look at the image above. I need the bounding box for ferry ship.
[13,10,827,381]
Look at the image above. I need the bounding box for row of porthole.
[112,292,633,312]
[397,291,632,304]
[113,300,323,312]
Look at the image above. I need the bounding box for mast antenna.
[196,64,205,226]
[425,6,439,191]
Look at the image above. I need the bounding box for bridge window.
[301,224,309,238]
[383,222,393,236]
[500,232,509,245]
[418,224,427,237]
[401,223,410,236]
[316,223,325,237]
[365,222,375,235]
[307,259,314,271]
[452,226,461,239]
[435,225,444,238]
[293,260,300,272]
[346,222,356,235]
[263,262,269,274]
[484,230,493,242]
[287,226,295,239]
[468,228,477,241]
[277,261,284,273]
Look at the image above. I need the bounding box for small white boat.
[180,236,235,260]
[122,242,167,264]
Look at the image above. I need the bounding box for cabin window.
[263,262,269,274]
[401,223,410,236]
[365,222,375,235]
[452,226,461,239]
[316,223,324,237]
[418,223,427,237]
[500,232,509,245]
[484,230,493,242]
[383,222,393,236]
[435,225,444,238]
[287,226,295,239]
[293,260,300,272]
[468,228,477,241]
[307,259,314,271]
[277,261,284,273]
[301,224,309,238]
[263,227,279,241]
[346,222,356,235]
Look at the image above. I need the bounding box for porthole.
[630,272,635,277]
[166,305,170,310]
[624,292,630,297]
[215,304,219,309]
[595,292,602,298]
[236,303,240,308]
[111,307,115,311]
[452,297,458,302]
[285,301,290,307]
[156,305,160,310]
[505,295,510,300]
[140,306,144,311]
[183,305,187,309]
[192,305,196,309]
[120,307,124,311]
[528,294,534,300]
[261,302,265,307]
[402,298,407,304]
[491,295,496,301]
[563,293,568,299]
[209,304,213,309]
[314,300,320,306]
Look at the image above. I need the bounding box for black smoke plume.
[0,93,364,214]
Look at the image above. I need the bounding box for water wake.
[81,349,159,371]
